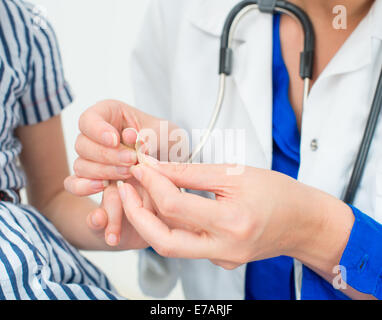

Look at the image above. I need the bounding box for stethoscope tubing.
[185,0,382,205]
[188,2,314,165]
[187,1,313,165]
[344,68,382,204]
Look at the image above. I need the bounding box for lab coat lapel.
[188,0,274,166]
[231,13,274,166]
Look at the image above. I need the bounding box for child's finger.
[87,208,108,231]
[74,158,133,181]
[64,175,109,196]
[75,134,138,166]
[102,184,124,247]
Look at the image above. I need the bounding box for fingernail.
[118,149,138,165]
[91,180,108,190]
[102,132,118,148]
[107,233,119,246]
[131,166,143,182]
[116,166,130,176]
[117,181,126,200]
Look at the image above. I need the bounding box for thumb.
[139,154,233,192]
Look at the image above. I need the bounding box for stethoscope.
[184,0,382,205]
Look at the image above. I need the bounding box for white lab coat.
[130,0,382,299]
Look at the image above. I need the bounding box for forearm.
[39,190,119,251]
[291,186,376,299]
[290,188,353,275]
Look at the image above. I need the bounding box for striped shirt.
[0,0,122,299]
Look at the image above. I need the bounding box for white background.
[28,0,184,300]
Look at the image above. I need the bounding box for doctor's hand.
[84,173,198,247]
[117,157,354,272]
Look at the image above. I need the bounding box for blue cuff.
[340,206,382,298]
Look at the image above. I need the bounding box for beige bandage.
[122,128,145,164]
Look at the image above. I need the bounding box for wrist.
[289,185,355,274]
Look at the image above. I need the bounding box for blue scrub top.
[245,14,382,300]
[245,14,298,300]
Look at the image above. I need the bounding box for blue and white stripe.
[0,0,122,300]
[0,202,122,300]
[0,0,74,198]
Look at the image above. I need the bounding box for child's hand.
[65,99,179,197]
[64,127,141,198]
[63,99,150,248]
[64,99,181,248]
[64,99,155,197]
